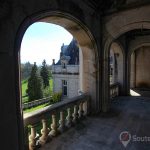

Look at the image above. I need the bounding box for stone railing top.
[24,94,90,126]
[23,97,51,105]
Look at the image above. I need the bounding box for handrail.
[24,94,89,126]
[23,94,90,150]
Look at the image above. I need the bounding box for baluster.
[66,108,73,128]
[24,126,29,150]
[110,89,111,98]
[29,125,38,150]
[49,114,57,136]
[58,111,66,133]
[79,102,84,118]
[39,119,50,145]
[110,89,112,97]
[113,89,115,97]
[73,105,79,124]
[83,101,88,115]
[114,88,116,96]
[117,87,119,96]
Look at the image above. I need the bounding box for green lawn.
[21,78,53,103]
[49,79,53,94]
[21,80,28,103]
[22,80,28,97]
[23,103,50,113]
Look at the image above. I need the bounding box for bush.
[50,91,62,104]
[43,86,50,97]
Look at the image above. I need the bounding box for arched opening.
[130,46,150,97]
[16,11,99,148]
[18,12,98,111]
[21,22,76,109]
[102,40,125,112]
[104,26,150,112]
[109,42,124,89]
[120,29,150,97]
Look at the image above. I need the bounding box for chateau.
[52,39,80,99]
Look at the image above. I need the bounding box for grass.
[23,103,50,113]
[21,78,53,103]
[49,79,53,94]
[22,80,28,97]
[21,80,28,103]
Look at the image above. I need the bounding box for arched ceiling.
[84,0,150,14]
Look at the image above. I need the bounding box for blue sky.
[21,22,73,65]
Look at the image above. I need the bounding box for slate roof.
[56,38,79,65]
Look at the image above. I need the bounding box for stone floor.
[40,96,150,150]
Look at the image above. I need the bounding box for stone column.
[130,52,136,88]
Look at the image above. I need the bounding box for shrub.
[50,91,62,104]
[43,86,50,97]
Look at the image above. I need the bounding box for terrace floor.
[40,96,150,150]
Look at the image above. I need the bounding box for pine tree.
[27,62,43,101]
[40,59,50,88]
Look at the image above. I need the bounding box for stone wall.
[22,97,51,109]
[135,46,150,88]
[53,74,79,98]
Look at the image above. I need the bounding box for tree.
[27,62,43,101]
[40,59,50,88]
[21,62,33,80]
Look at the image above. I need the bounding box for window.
[62,63,66,69]
[62,80,67,96]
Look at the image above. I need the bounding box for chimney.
[52,59,55,65]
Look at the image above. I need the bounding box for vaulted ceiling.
[84,0,150,14]
[83,0,126,12]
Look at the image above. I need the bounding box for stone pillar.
[124,51,130,96]
[112,53,115,84]
[130,52,136,88]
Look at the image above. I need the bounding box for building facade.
[52,39,80,99]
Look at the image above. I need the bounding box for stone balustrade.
[23,94,90,150]
[22,97,51,110]
[110,83,119,99]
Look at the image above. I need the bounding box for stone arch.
[15,11,99,113]
[110,42,125,89]
[128,36,150,89]
[112,21,150,39]
[102,37,125,112]
[103,5,150,109]
[105,5,150,39]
